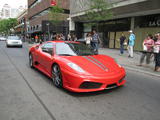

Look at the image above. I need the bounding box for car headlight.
[19,41,22,44]
[67,63,85,73]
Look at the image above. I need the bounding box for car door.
[39,42,55,75]
[32,44,40,63]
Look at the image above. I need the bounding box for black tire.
[52,64,63,88]
[29,54,34,68]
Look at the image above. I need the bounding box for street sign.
[51,0,57,6]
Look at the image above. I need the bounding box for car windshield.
[8,36,20,40]
[56,42,95,56]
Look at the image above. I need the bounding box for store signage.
[149,19,160,27]
[51,0,57,6]
[139,15,160,28]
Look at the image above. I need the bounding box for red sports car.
[29,41,126,92]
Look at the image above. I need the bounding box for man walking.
[119,33,126,55]
[91,30,100,54]
[128,30,136,58]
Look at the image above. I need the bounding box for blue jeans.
[120,44,124,54]
[91,42,99,51]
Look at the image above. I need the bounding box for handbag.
[153,46,160,53]
[123,42,127,46]
[143,45,147,51]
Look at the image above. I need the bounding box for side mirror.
[42,47,49,52]
[35,45,39,49]
[42,48,53,55]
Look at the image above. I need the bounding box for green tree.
[49,0,64,24]
[76,0,113,30]
[86,0,113,22]
[0,18,17,34]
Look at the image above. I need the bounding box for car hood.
[7,39,21,42]
[59,55,121,75]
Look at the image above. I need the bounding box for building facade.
[27,0,70,41]
[1,4,11,19]
[15,10,28,41]
[0,4,25,19]
[69,0,160,51]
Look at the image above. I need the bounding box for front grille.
[106,83,117,89]
[79,82,102,89]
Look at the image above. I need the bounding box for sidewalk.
[99,48,160,77]
[25,42,160,77]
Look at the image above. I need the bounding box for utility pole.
[46,23,50,41]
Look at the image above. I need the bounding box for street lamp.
[46,23,50,41]
[21,22,25,42]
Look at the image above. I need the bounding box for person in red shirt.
[154,33,160,72]
[35,35,39,43]
[138,34,154,66]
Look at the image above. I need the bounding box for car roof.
[47,41,79,44]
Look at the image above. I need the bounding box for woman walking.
[154,33,160,72]
[138,34,154,66]
[85,33,92,48]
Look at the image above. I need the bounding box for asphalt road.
[0,41,160,120]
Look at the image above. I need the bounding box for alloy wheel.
[29,54,34,68]
[52,64,62,87]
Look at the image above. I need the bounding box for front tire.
[29,54,34,68]
[52,64,63,88]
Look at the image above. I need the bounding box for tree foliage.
[78,0,113,22]
[0,18,17,34]
[49,0,64,24]
[87,0,113,21]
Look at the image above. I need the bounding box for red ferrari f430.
[29,41,126,92]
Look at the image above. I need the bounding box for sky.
[0,0,27,9]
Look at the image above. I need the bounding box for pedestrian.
[60,33,65,41]
[85,33,92,48]
[119,33,126,55]
[154,33,160,72]
[72,34,77,41]
[35,35,39,43]
[138,34,154,66]
[67,34,71,41]
[128,30,136,58]
[91,30,101,54]
[56,34,61,40]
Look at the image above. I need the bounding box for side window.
[41,42,54,55]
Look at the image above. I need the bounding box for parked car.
[76,38,86,44]
[0,36,7,41]
[29,41,126,92]
[6,36,23,47]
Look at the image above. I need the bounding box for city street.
[0,41,160,120]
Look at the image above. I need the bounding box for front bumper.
[6,43,22,47]
[62,68,126,92]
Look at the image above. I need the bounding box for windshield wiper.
[58,54,74,56]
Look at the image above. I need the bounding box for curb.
[25,44,160,77]
[122,65,160,77]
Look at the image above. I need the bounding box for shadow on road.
[29,64,127,97]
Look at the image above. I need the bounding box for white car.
[0,36,7,41]
[6,36,23,48]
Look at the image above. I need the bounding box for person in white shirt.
[85,33,92,48]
